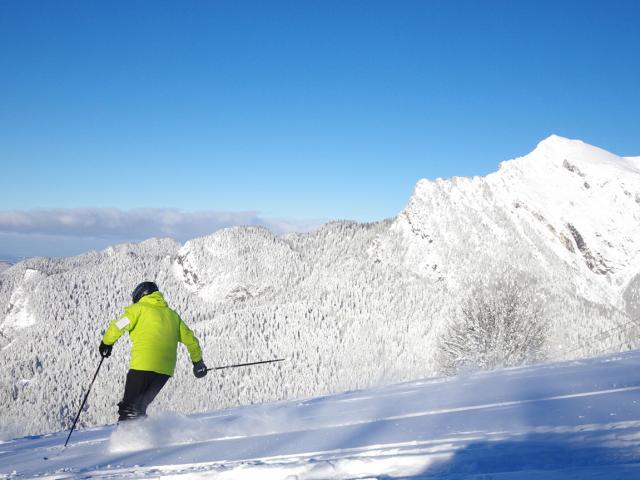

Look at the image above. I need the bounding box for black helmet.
[132,281,159,303]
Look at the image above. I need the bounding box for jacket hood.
[138,291,168,307]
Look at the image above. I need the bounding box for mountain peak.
[536,134,578,148]
[532,134,598,157]
[527,135,639,175]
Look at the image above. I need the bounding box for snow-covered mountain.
[3,349,640,479]
[1,135,639,439]
[394,135,640,304]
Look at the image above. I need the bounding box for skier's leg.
[118,369,148,421]
[137,372,170,416]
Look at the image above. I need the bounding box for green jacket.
[102,291,202,376]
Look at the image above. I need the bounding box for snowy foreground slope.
[2,350,640,479]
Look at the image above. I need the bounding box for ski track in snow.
[2,351,640,479]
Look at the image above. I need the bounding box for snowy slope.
[1,135,639,440]
[2,349,640,479]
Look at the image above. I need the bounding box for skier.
[98,281,208,421]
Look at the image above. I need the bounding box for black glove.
[99,342,113,358]
[193,360,208,378]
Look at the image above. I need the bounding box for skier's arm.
[102,307,139,346]
[178,319,203,363]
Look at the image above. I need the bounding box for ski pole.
[64,356,105,447]
[207,358,285,371]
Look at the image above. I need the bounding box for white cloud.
[0,208,323,243]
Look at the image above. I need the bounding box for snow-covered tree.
[438,273,549,374]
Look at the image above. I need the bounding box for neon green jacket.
[102,291,202,376]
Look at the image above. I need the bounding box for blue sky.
[1,0,639,257]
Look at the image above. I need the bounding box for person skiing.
[98,281,208,421]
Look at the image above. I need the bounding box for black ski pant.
[118,369,170,422]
